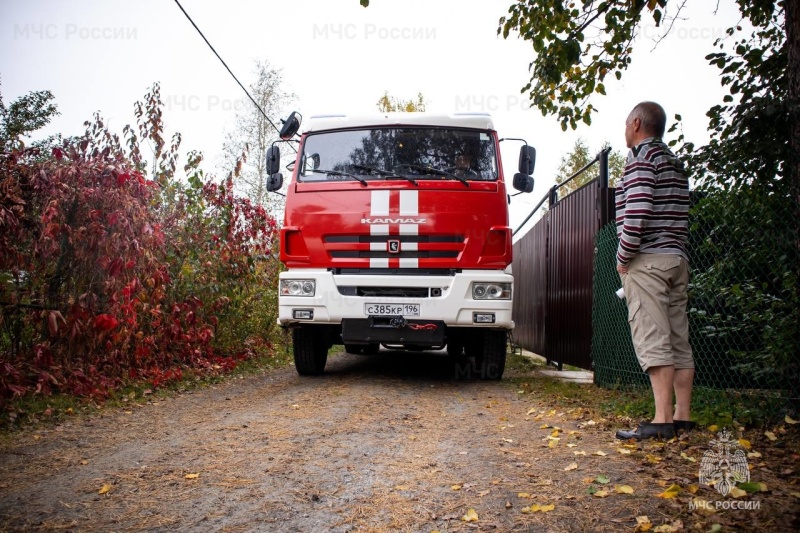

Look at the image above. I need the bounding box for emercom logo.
[699,428,750,496]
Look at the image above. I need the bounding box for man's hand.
[617,263,628,275]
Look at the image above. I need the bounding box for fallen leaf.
[573,451,586,456]
[593,490,610,498]
[185,473,200,479]
[502,438,514,443]
[394,485,410,491]
[540,503,555,512]
[615,485,635,494]
[98,484,112,495]
[462,508,479,522]
[567,443,578,448]
[738,438,752,450]
[790,492,800,498]
[687,484,699,494]
[548,439,559,448]
[592,450,608,456]
[595,475,610,484]
[764,431,777,441]
[707,424,718,432]
[564,462,578,471]
[729,487,747,498]
[478,490,490,497]
[786,415,798,425]
[645,454,662,464]
[80,460,89,465]
[617,448,631,454]
[653,525,677,533]
[656,484,681,498]
[451,485,462,490]
[747,451,762,458]
[708,525,722,533]
[551,429,560,437]
[680,452,696,462]
[635,515,654,532]
[517,492,532,498]
[737,482,762,493]
[521,504,539,513]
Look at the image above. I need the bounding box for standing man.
[615,102,694,440]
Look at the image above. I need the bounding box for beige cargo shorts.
[620,253,693,372]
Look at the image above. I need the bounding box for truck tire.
[293,326,328,375]
[344,344,363,355]
[476,330,507,380]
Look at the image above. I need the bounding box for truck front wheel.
[293,326,328,375]
[476,330,508,380]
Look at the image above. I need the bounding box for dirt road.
[0,350,794,532]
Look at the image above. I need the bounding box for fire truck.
[266,112,535,378]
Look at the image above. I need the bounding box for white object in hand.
[615,287,625,299]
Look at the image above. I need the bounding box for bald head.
[628,102,667,138]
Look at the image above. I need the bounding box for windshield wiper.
[351,164,418,186]
[395,163,469,187]
[309,168,368,186]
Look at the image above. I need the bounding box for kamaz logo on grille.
[361,217,427,224]
[388,240,400,253]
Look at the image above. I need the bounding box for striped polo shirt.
[615,137,690,265]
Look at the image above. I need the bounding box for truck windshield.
[297,127,498,183]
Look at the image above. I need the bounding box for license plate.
[364,303,420,316]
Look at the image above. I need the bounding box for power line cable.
[172,0,287,142]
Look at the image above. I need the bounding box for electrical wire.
[172,0,282,137]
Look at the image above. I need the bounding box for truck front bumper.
[277,269,515,329]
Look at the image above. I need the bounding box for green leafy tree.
[555,138,625,195]
[376,91,427,112]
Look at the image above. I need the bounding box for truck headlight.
[472,282,511,300]
[281,279,316,296]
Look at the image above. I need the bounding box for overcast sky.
[1,0,742,234]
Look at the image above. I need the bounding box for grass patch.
[505,350,791,429]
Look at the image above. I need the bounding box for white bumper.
[277,269,515,329]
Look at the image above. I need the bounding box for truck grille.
[324,234,464,262]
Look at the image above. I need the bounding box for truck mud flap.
[341,317,445,346]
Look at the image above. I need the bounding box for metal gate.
[511,149,614,370]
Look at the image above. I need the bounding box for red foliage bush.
[0,84,281,402]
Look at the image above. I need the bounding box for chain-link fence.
[592,188,800,402]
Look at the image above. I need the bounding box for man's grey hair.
[629,101,667,138]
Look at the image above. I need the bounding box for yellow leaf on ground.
[617,448,632,454]
[791,492,800,498]
[521,504,539,513]
[653,525,677,533]
[748,451,762,459]
[592,450,608,456]
[548,439,559,448]
[573,451,586,456]
[708,424,718,432]
[680,452,696,462]
[687,484,699,494]
[551,429,560,437]
[185,473,200,479]
[765,431,777,441]
[540,503,555,512]
[98,484,112,495]
[462,508,479,522]
[517,492,532,498]
[615,485,635,494]
[451,484,462,490]
[656,484,681,498]
[394,485,410,491]
[786,415,798,425]
[564,462,578,471]
[635,515,653,531]
[567,443,578,448]
[593,490,610,498]
[729,487,747,498]
[738,439,752,450]
[540,423,551,429]
[646,454,662,464]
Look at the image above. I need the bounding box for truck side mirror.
[266,172,284,192]
[266,145,281,175]
[512,173,534,193]
[518,145,536,175]
[279,111,302,140]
